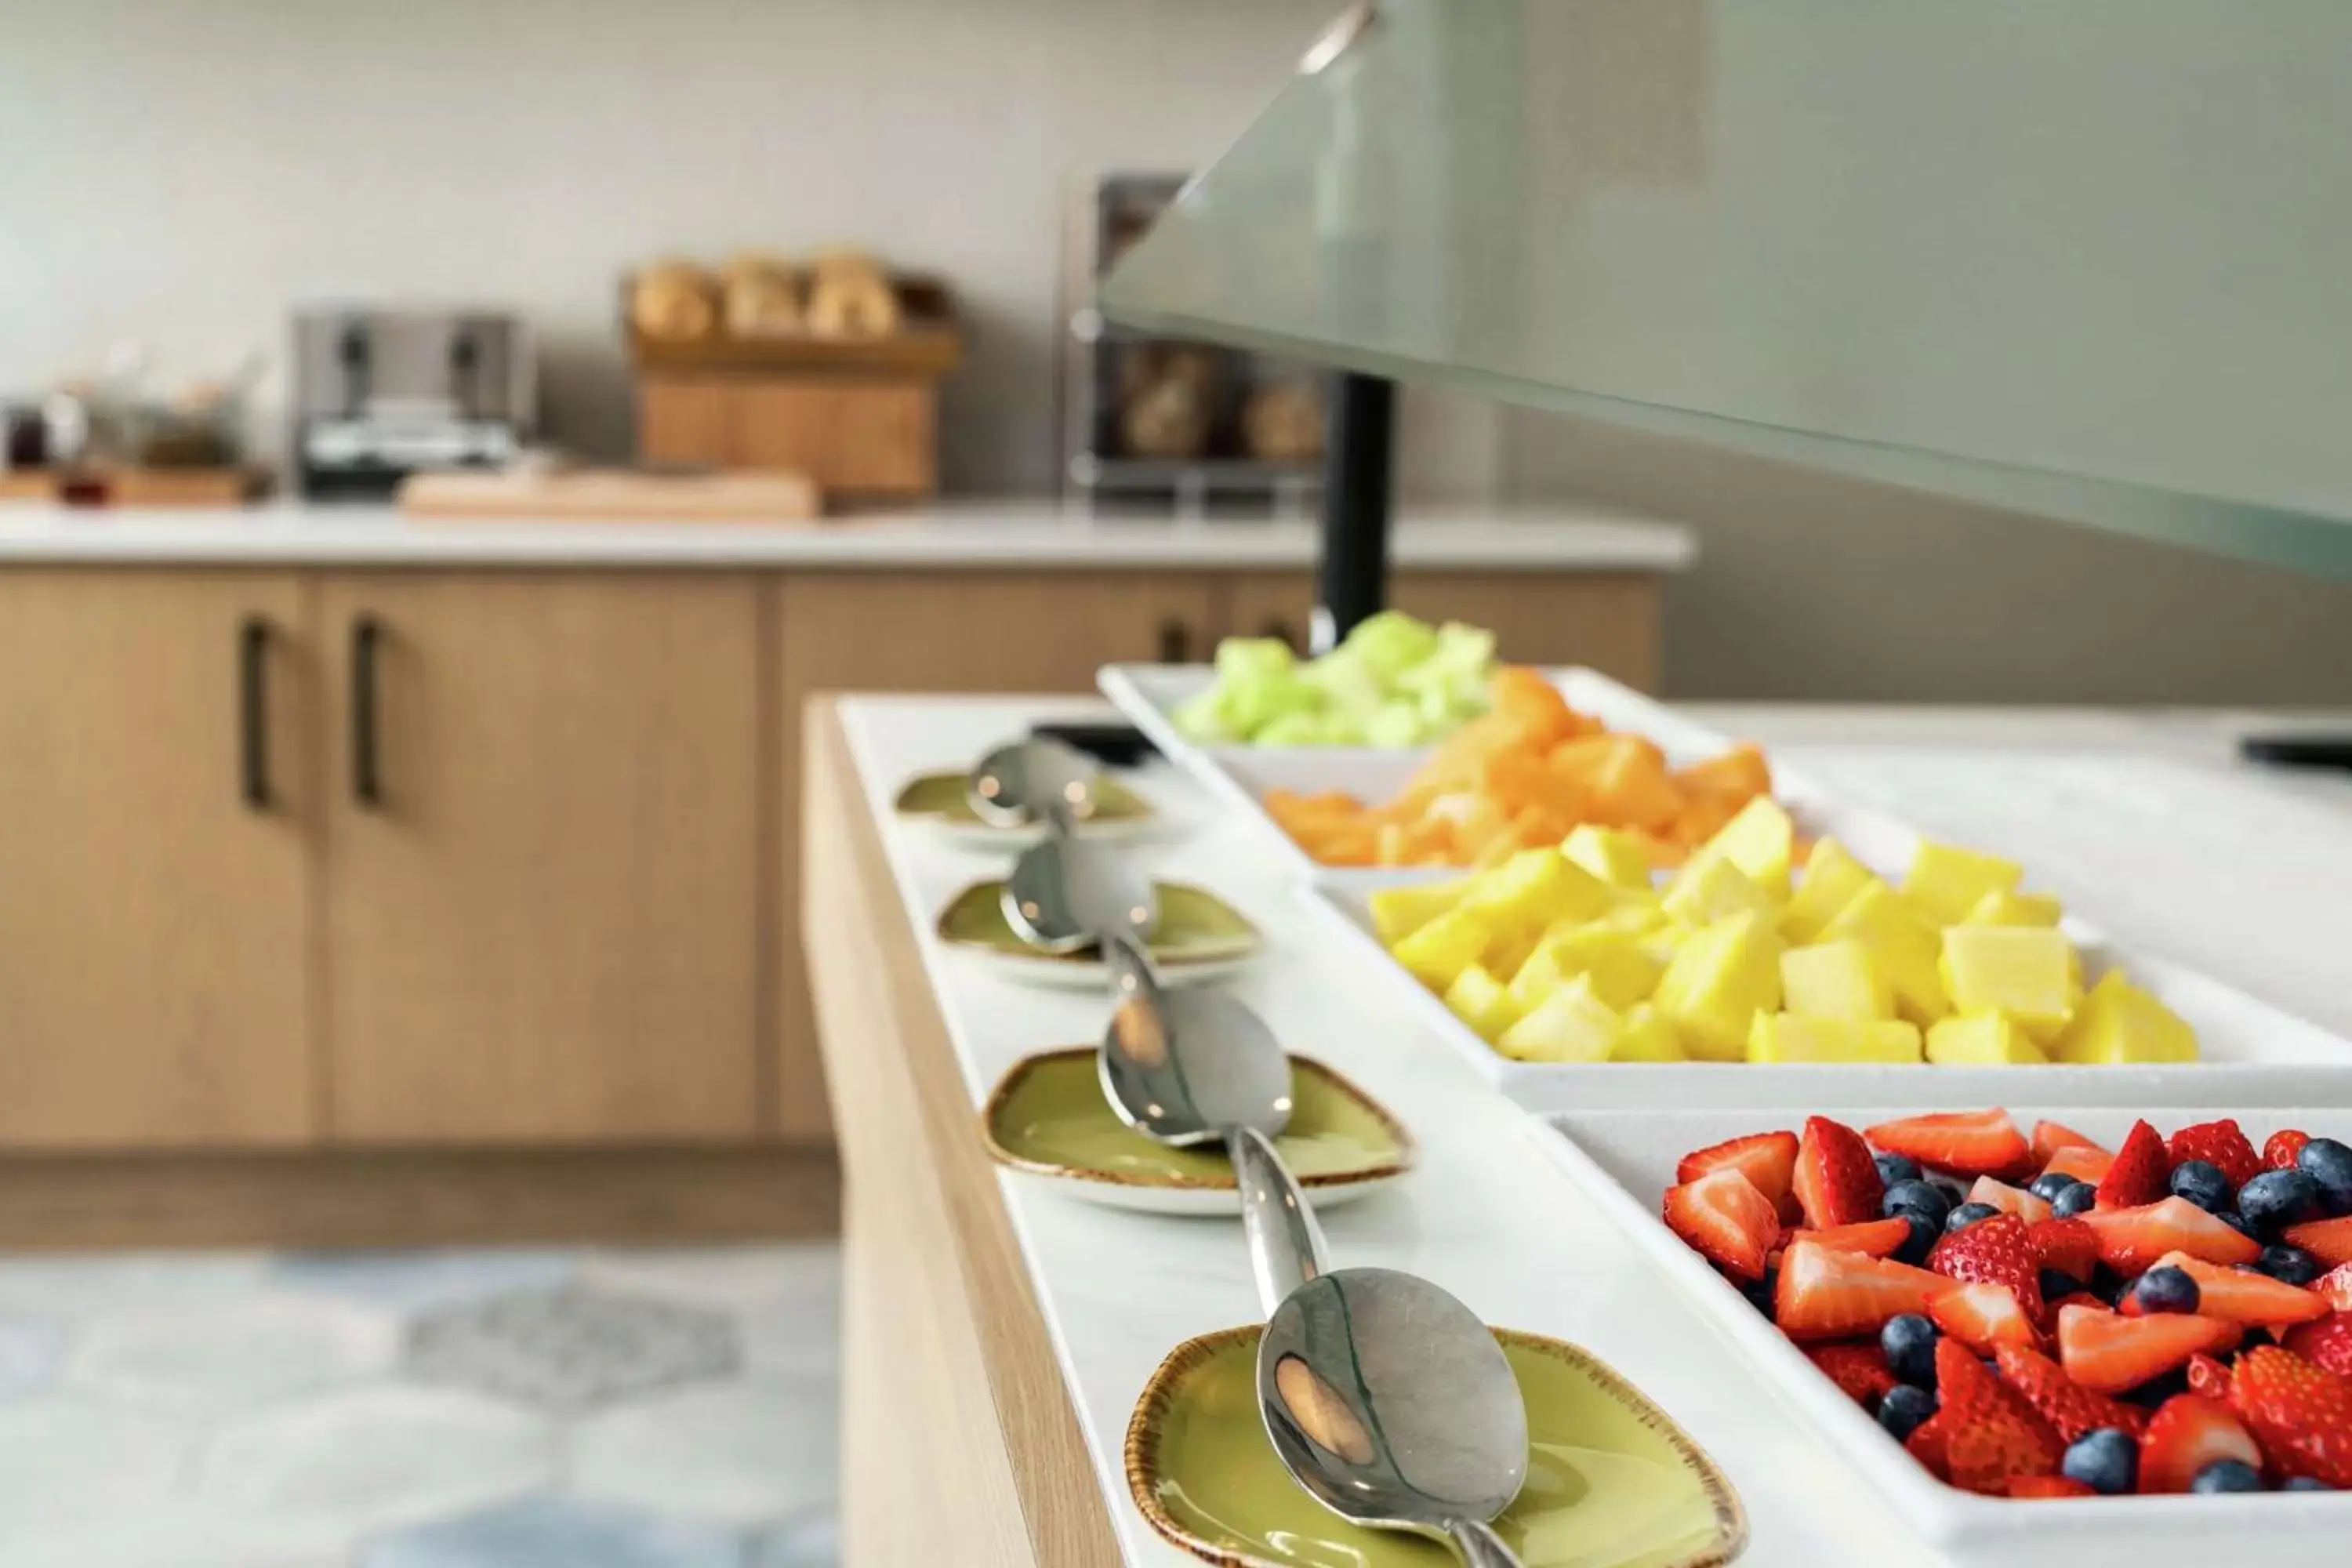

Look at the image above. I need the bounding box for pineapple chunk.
[1459,848,1612,931]
[1561,825,1656,891]
[1780,939,1893,1021]
[1816,881,1951,1025]
[1925,1014,2048,1066]
[1391,906,1492,993]
[1653,910,1784,1062]
[2050,971,2199,1065]
[1581,894,1667,938]
[1961,888,2065,928]
[1697,794,1796,898]
[1940,926,2078,1041]
[1905,840,2025,926]
[1368,877,1473,945]
[1663,854,1776,930]
[1748,1011,1924,1064]
[1443,964,1522,1044]
[1782,837,1875,942]
[1482,924,1542,983]
[1610,1003,1687,1062]
[1497,973,1622,1063]
[1511,925,1664,1012]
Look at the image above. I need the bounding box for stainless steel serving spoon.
[1257,1267,1530,1567]
[965,737,1097,830]
[1003,829,1161,956]
[1098,964,1327,1311]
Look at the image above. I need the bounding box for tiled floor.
[0,1244,841,1566]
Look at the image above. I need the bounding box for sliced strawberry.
[2041,1145,2114,1187]
[1930,1283,2042,1352]
[1791,1116,1883,1229]
[2284,1214,2352,1270]
[2319,1262,2352,1313]
[1677,1130,1800,1210]
[2056,1303,2237,1395]
[2145,1250,2328,1328]
[1933,1337,2064,1494]
[2095,1119,2170,1210]
[2007,1474,2096,1498]
[2081,1197,2262,1274]
[1805,1341,1899,1407]
[2049,1290,2106,1315]
[2186,1352,2234,1399]
[1779,1216,1914,1261]
[2281,1312,2352,1379]
[1664,1167,1780,1281]
[2267,1128,2314,1171]
[1905,1411,1952,1479]
[1866,1109,2030,1178]
[1774,1238,1945,1341]
[1994,1342,2149,1441]
[2167,1120,2262,1190]
[2139,1393,2264,1494]
[2031,1119,2107,1163]
[1968,1175,2053,1225]
[2229,1345,2352,1489]
[1928,1212,2045,1322]
[2029,1217,2100,1283]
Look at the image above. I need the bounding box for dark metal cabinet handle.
[350,615,384,808]
[238,617,271,810]
[1156,618,1192,664]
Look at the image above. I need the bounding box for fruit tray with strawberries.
[1532,1105,2352,1567]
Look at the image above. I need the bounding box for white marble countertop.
[837,693,2352,1568]
[0,498,1696,572]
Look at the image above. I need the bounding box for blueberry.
[2216,1210,2262,1243]
[2190,1458,2265,1494]
[1882,1312,1940,1388]
[2296,1138,2352,1217]
[2061,1428,2139,1495]
[2169,1160,2231,1213]
[1895,1211,1941,1266]
[1928,1174,1969,1206]
[2029,1171,2078,1203]
[2259,1244,2321,1287]
[1882,1179,1952,1228]
[2238,1169,2322,1236]
[1946,1201,2001,1234]
[1877,1383,1936,1443]
[2051,1181,2098,1220]
[1875,1152,1922,1188]
[1740,1272,1777,1316]
[2131,1265,2201,1315]
[2283,1475,2335,1492]
[2039,1266,2084,1304]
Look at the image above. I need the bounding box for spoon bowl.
[1004,834,1161,954]
[966,737,1098,829]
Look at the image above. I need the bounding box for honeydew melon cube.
[2050,971,2199,1064]
[1367,877,1474,946]
[1961,888,2066,928]
[1697,794,1797,898]
[1780,939,1893,1021]
[1816,881,1951,1025]
[1562,825,1657,891]
[1443,964,1522,1044]
[1904,840,2025,926]
[1391,906,1492,993]
[1925,1013,2049,1065]
[1458,849,1612,933]
[1497,973,1623,1063]
[1653,910,1784,1062]
[1747,1011,1924,1064]
[1939,926,2078,1041]
[1610,1003,1687,1062]
[1781,837,1876,943]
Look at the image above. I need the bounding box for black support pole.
[1312,371,1396,653]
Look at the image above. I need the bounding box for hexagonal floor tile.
[67,1294,398,1417]
[0,1315,63,1399]
[275,1249,576,1314]
[204,1385,554,1532]
[0,1498,350,1568]
[365,1495,746,1568]
[572,1377,836,1526]
[0,1253,270,1321]
[0,1396,195,1535]
[581,1245,838,1316]
[750,1508,840,1568]
[406,1286,737,1414]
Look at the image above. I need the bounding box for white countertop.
[0,499,1695,572]
[838,694,2352,1568]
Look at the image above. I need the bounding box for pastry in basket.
[630,260,719,342]
[720,251,805,339]
[805,249,902,339]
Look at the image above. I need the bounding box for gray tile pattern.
[406,1287,739,1414]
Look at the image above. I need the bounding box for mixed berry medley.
[1662,1109,2352,1497]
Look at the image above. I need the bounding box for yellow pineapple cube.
[1697,794,1797,898]
[1459,848,1612,931]
[1482,924,1541,983]
[1817,881,1951,1025]
[1940,926,2078,1041]
[1663,854,1776,930]
[1368,877,1473,945]
[1925,1014,2049,1065]
[1905,840,2025,926]
[1390,906,1492,993]
[2050,971,2199,1064]
[1747,1011,1924,1064]
[1497,973,1622,1063]
[1581,894,1667,938]
[1780,939,1893,1021]
[1610,1003,1687,1062]
[1962,888,2065,928]
[1653,910,1784,1062]
[1443,964,1522,1044]
[1561,825,1656,891]
[1782,837,1876,942]
[1512,925,1664,1012]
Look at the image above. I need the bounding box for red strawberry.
[2267,1129,2314,1171]
[2318,1262,2352,1313]
[1933,1337,2064,1494]
[1930,1283,2041,1352]
[1865,1109,2029,1178]
[2029,1217,2100,1283]
[2144,1250,2328,1328]
[2229,1345,2352,1489]
[2007,1474,2096,1499]
[1994,1343,2149,1441]
[1905,1412,1951,1479]
[1805,1341,1899,1408]
[2056,1303,2237,1395]
[2049,1290,2106,1315]
[2282,1312,2352,1379]
[1664,1168,1780,1281]
[1968,1175,2053,1225]
[1792,1116,1883,1229]
[2186,1352,2234,1399]
[1677,1130,1800,1210]
[2041,1145,2114,1187]
[2284,1215,2352,1269]
[2031,1120,2106,1163]
[2096,1119,2170,1210]
[1928,1213,2045,1322]
[1779,1216,1914,1261]
[1774,1239,1946,1341]
[2080,1197,2262,1274]
[2139,1393,2264,1494]
[2167,1120,2262,1190]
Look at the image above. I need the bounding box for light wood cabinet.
[0,571,314,1149]
[317,575,764,1145]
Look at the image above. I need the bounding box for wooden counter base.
[803,698,1118,1568]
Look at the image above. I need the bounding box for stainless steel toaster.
[292,307,533,499]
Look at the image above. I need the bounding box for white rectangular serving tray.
[1532,1103,2352,1568]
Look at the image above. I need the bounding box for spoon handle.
[1444,1517,1525,1568]
[1228,1123,1328,1316]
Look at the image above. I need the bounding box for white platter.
[1530,1103,2352,1568]
[942,945,1257,993]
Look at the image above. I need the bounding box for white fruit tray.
[1532,1103,2352,1568]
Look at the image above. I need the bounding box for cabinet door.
[772,572,1222,1140]
[0,571,314,1148]
[320,575,762,1145]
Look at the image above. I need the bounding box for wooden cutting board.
[398,468,821,521]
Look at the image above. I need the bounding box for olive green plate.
[935,880,1261,989]
[892,768,1155,847]
[1128,1324,1747,1568]
[982,1047,1417,1214]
